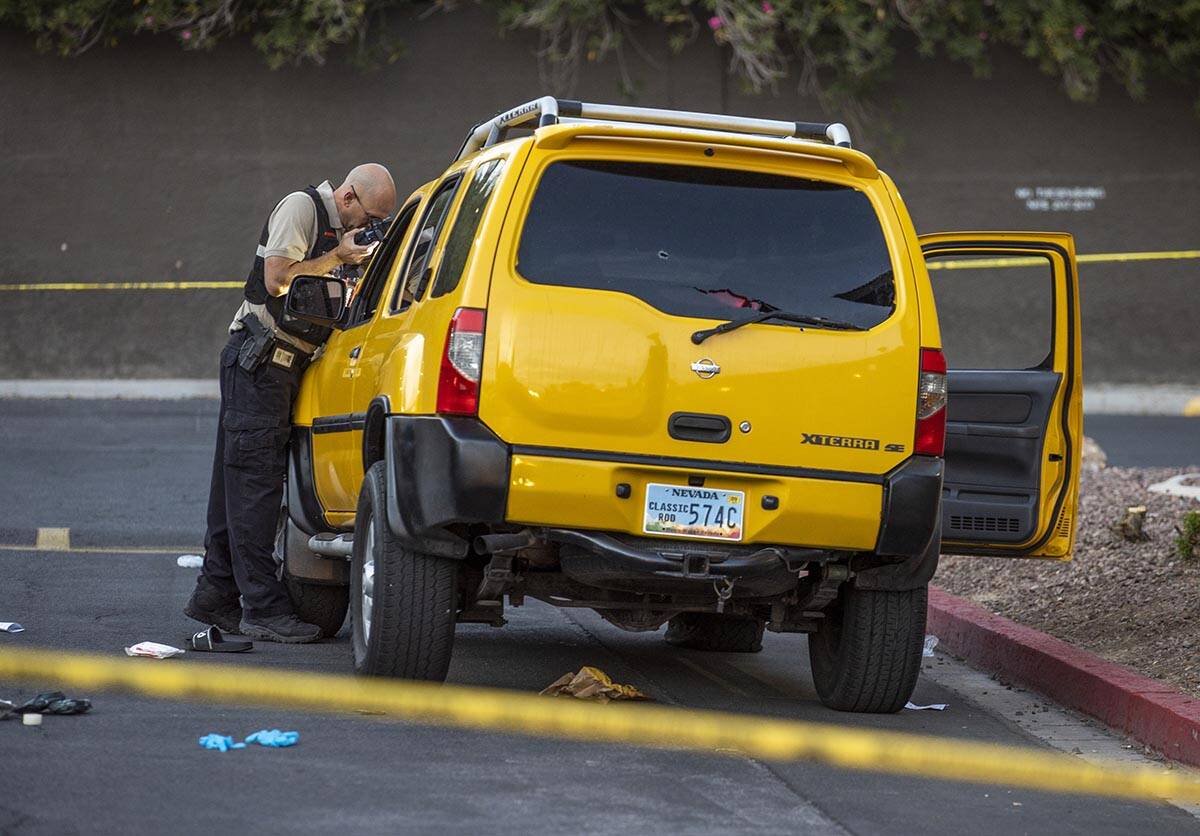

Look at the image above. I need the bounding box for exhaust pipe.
[473,531,537,555]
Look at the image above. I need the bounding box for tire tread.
[352,461,458,680]
[808,585,927,713]
[285,573,349,639]
[665,612,763,653]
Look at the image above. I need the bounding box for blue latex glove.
[244,729,300,747]
[198,734,246,752]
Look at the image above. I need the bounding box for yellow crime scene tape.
[927,249,1200,271]
[2,645,1198,804]
[0,250,1195,290]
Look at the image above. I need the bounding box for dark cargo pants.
[200,331,304,619]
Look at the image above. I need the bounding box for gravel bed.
[935,465,1200,698]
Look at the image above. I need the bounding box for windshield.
[516,160,896,330]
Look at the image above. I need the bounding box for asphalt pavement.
[1084,414,1200,467]
[1,401,1198,834]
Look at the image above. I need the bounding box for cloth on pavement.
[905,701,948,711]
[125,641,185,659]
[176,554,204,569]
[0,622,24,633]
[540,666,650,702]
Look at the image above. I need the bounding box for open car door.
[919,232,1082,559]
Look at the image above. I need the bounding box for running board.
[308,533,353,559]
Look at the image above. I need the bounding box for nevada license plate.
[643,483,745,542]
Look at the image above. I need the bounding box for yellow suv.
[278,98,1082,713]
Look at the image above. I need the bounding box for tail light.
[436,308,485,415]
[914,348,947,456]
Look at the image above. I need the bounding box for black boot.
[184,576,243,635]
[239,613,321,644]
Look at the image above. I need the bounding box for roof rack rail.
[454,96,852,162]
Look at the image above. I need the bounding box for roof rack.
[453,96,852,162]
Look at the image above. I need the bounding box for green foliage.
[1177,510,1200,561]
[0,0,414,67]
[2,0,1199,113]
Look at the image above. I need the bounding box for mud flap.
[276,506,349,585]
[854,522,941,592]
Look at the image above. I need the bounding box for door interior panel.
[942,370,1061,543]
[947,392,1033,424]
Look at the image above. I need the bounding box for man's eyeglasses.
[350,185,384,222]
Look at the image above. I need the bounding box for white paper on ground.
[125,641,185,659]
[0,622,24,633]
[923,635,939,657]
[905,701,948,711]
[176,554,204,568]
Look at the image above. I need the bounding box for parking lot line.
[673,655,755,698]
[35,527,70,550]
[0,543,200,555]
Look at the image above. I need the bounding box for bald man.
[185,165,397,643]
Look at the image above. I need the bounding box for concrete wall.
[1,6,1197,381]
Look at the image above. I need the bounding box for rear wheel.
[807,584,927,713]
[664,612,764,652]
[351,461,459,680]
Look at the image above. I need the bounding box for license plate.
[643,483,745,542]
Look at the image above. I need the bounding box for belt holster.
[237,314,276,373]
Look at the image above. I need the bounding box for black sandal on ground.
[187,625,253,653]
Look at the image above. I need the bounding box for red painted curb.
[927,585,1200,767]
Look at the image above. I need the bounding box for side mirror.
[285,276,347,327]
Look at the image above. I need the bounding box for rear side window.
[390,176,461,312]
[431,158,506,298]
[516,161,895,330]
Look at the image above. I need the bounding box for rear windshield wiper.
[691,309,864,344]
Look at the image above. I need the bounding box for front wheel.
[284,572,349,639]
[350,461,459,680]
[807,584,927,713]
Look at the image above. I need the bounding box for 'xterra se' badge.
[690,359,721,379]
[800,432,906,453]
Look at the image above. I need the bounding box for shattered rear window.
[516,160,896,330]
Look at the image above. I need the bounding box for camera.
[354,217,388,246]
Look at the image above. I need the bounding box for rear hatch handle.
[668,412,731,443]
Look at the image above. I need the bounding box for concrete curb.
[1084,384,1200,417]
[0,379,218,399]
[928,586,1200,767]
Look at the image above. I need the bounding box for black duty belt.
[235,314,312,375]
[265,339,311,373]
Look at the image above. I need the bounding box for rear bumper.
[382,415,942,561]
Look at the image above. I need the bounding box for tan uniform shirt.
[229,180,342,352]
